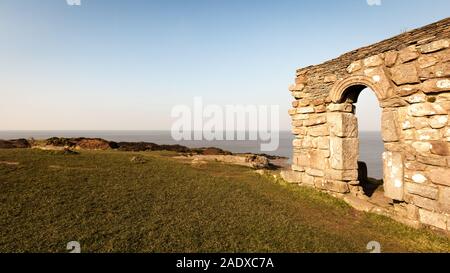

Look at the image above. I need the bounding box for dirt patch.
[48,165,96,171]
[0,161,20,166]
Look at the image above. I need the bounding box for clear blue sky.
[1,0,449,130]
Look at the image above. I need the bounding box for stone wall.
[285,18,450,231]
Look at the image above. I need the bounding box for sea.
[0,131,384,179]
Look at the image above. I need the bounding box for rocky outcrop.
[0,139,31,149]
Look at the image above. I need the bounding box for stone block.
[314,179,350,193]
[413,117,430,130]
[430,141,450,156]
[304,114,327,127]
[419,39,450,54]
[308,149,330,170]
[398,45,419,63]
[408,103,446,117]
[390,63,420,85]
[416,129,440,141]
[293,152,310,168]
[327,103,353,113]
[330,138,358,170]
[306,168,324,177]
[421,79,450,93]
[281,170,302,184]
[429,115,448,129]
[405,182,439,200]
[347,60,362,73]
[438,187,450,213]
[428,168,450,186]
[383,151,404,201]
[328,112,358,138]
[308,125,329,137]
[325,169,359,181]
[406,92,427,104]
[384,51,398,67]
[410,195,439,211]
[363,54,384,67]
[381,109,400,142]
[418,209,447,230]
[418,55,438,68]
[419,63,450,80]
[302,173,315,186]
[316,137,330,150]
[324,75,337,83]
[297,107,315,114]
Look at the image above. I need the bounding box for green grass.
[0,149,449,253]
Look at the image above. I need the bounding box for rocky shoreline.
[0,137,288,170]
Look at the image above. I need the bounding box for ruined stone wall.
[284,18,450,231]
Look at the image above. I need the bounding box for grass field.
[0,148,449,253]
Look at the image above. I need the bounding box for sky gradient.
[1,0,450,131]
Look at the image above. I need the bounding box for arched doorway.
[336,85,384,197]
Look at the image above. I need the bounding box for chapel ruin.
[283,17,450,231]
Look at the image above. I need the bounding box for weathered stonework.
[288,18,450,231]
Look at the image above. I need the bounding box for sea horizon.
[0,130,384,179]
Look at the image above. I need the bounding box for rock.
[308,149,330,170]
[413,118,430,130]
[406,92,426,104]
[428,168,450,186]
[314,179,350,193]
[363,55,384,67]
[304,114,327,127]
[280,170,302,184]
[330,138,358,170]
[289,84,305,92]
[327,103,353,113]
[130,155,147,164]
[292,91,304,99]
[419,63,450,80]
[308,125,329,137]
[384,51,398,67]
[0,139,30,149]
[380,97,408,108]
[408,103,446,117]
[417,55,438,68]
[405,183,438,200]
[347,60,362,73]
[381,110,400,142]
[430,141,450,156]
[438,187,450,213]
[328,112,358,138]
[77,139,111,150]
[390,63,420,85]
[325,169,358,181]
[418,209,447,230]
[416,129,440,141]
[297,107,315,114]
[412,142,432,153]
[302,173,315,186]
[324,75,337,83]
[383,152,404,201]
[398,45,419,63]
[245,155,270,169]
[419,39,450,53]
[421,79,450,93]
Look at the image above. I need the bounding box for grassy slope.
[0,149,449,253]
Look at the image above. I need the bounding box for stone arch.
[329,75,389,103]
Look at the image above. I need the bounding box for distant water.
[0,131,384,179]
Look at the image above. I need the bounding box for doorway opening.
[340,85,384,198]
